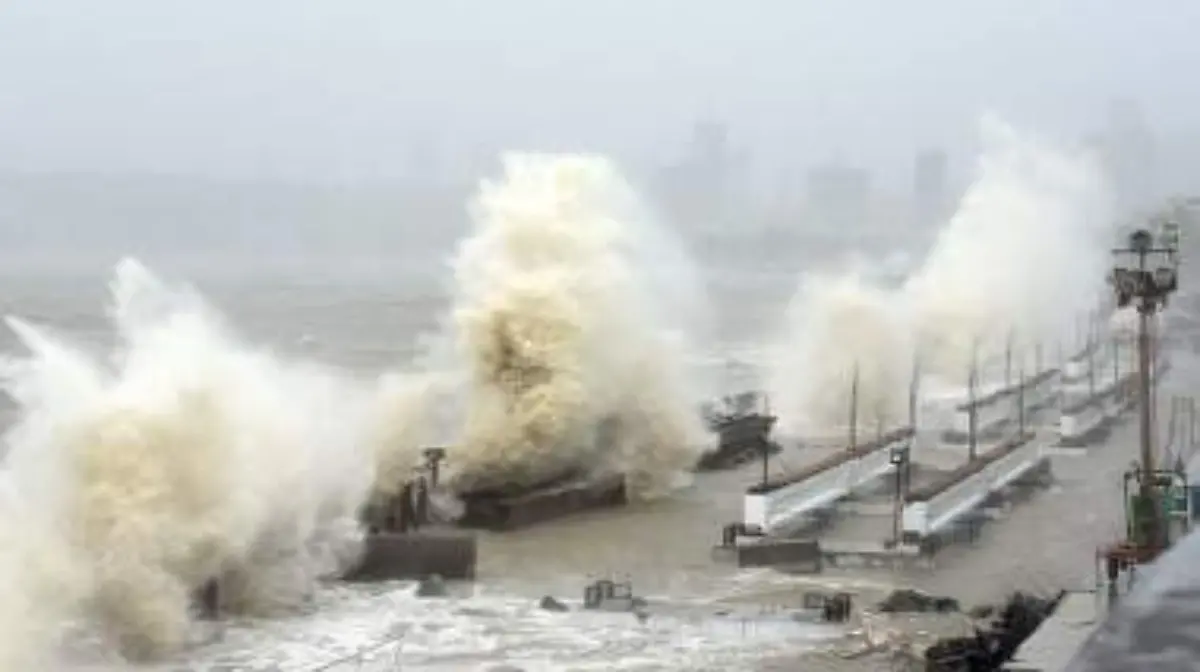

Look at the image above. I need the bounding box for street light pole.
[1111,226,1180,555]
[848,361,860,452]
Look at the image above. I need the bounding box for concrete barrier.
[730,538,823,571]
[902,433,1045,542]
[343,529,477,581]
[1059,371,1138,446]
[743,427,913,534]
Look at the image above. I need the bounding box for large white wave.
[434,153,712,498]
[0,260,381,665]
[769,115,1115,437]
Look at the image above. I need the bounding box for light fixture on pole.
[1108,225,1181,559]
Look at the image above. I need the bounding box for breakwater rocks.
[924,590,1065,671]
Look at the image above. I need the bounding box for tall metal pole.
[1135,247,1162,552]
[1113,337,1120,393]
[849,362,859,451]
[892,453,902,546]
[1005,330,1014,390]
[908,353,919,491]
[1191,398,1197,456]
[1018,367,1027,436]
[1088,321,1097,398]
[968,350,979,461]
[761,394,771,487]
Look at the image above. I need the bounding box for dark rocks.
[878,588,960,614]
[924,590,1064,671]
[539,595,569,612]
[968,604,996,620]
[415,574,447,597]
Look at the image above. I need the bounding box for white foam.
[769,115,1115,436]
[420,153,714,499]
[0,260,383,664]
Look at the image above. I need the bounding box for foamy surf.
[427,153,714,500]
[53,582,846,672]
[768,114,1116,437]
[0,259,386,667]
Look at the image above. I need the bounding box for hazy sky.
[2,0,1198,189]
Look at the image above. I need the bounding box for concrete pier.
[342,528,478,581]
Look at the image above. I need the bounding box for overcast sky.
[1,0,1197,189]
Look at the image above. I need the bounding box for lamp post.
[848,362,860,452]
[893,354,920,547]
[890,442,910,547]
[1111,226,1180,555]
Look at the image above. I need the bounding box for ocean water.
[0,266,1187,671]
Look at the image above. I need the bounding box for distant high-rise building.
[913,149,948,226]
[1102,98,1156,217]
[806,163,871,230]
[656,120,735,231]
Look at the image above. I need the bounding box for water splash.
[769,115,1115,436]
[0,259,380,664]
[434,153,713,498]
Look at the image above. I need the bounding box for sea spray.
[769,271,912,440]
[440,153,712,498]
[769,115,1114,437]
[0,259,379,663]
[904,115,1114,378]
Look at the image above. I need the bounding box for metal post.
[1113,337,1121,397]
[761,394,771,487]
[1167,397,1178,458]
[849,362,860,451]
[1135,250,1162,552]
[907,354,919,494]
[892,461,903,546]
[1088,325,1097,398]
[761,441,769,488]
[968,351,979,461]
[1005,330,1014,390]
[1018,367,1027,436]
[1185,396,1195,453]
[909,354,920,430]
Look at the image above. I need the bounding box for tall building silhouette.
[657,121,735,232]
[913,149,948,227]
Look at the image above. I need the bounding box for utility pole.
[848,362,860,451]
[1110,226,1180,556]
[1005,330,1014,390]
[967,347,979,461]
[1087,316,1097,398]
[1016,366,1026,436]
[891,353,919,547]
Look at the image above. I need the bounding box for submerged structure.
[345,448,478,582]
[457,471,628,531]
[697,391,781,471]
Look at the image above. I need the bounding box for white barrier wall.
[1059,402,1108,445]
[743,432,911,534]
[1058,369,1137,445]
[902,438,1044,538]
